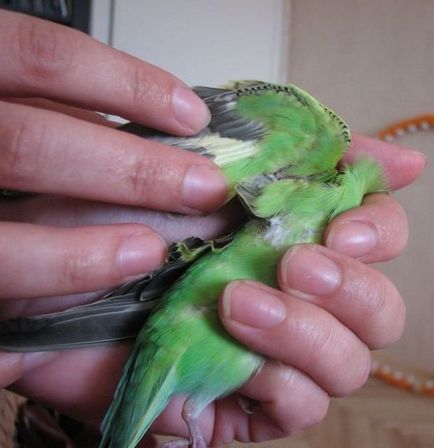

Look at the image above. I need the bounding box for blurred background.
[1,1,432,447]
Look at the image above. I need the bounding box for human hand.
[0,9,227,306]
[2,134,425,447]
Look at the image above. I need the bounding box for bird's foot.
[161,394,210,447]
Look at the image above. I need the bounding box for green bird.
[0,81,352,351]
[0,82,386,448]
[98,82,385,447]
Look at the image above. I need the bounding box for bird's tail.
[100,344,179,448]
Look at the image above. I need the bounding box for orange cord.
[377,114,434,141]
[370,114,433,395]
[371,357,434,395]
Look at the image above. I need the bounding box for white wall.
[91,0,290,86]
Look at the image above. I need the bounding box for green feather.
[119,82,350,197]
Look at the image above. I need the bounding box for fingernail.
[326,221,378,258]
[281,246,340,296]
[117,233,166,277]
[222,282,286,329]
[182,164,227,212]
[172,86,211,132]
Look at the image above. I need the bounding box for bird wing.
[0,234,237,352]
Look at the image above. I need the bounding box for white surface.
[89,0,112,44]
[109,0,290,86]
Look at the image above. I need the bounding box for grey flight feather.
[0,235,237,352]
[118,84,268,154]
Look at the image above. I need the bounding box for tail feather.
[100,346,137,447]
[100,345,178,448]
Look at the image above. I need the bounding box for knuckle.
[126,152,177,206]
[127,154,154,199]
[17,16,72,82]
[128,63,169,109]
[61,249,118,290]
[62,252,93,288]
[302,317,336,361]
[0,115,46,186]
[355,273,389,323]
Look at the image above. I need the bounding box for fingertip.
[324,220,379,258]
[181,164,228,212]
[345,133,427,190]
[220,281,286,330]
[172,86,211,134]
[279,245,341,297]
[324,193,408,263]
[0,222,168,299]
[117,230,167,278]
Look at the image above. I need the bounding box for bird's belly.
[167,309,262,396]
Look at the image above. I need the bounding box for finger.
[324,193,408,262]
[234,362,329,442]
[220,281,371,396]
[0,222,166,300]
[0,195,244,243]
[0,290,105,321]
[0,350,59,389]
[0,10,210,135]
[9,344,131,421]
[2,96,116,126]
[343,133,426,190]
[278,244,406,349]
[153,364,329,445]
[0,101,227,213]
[9,350,329,443]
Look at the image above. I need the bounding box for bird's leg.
[160,397,207,448]
[182,397,207,448]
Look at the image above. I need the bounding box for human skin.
[0,9,426,445]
